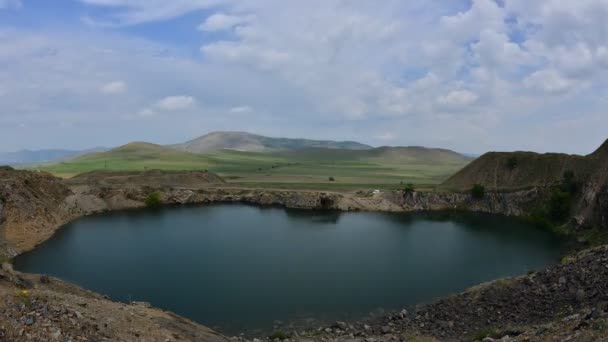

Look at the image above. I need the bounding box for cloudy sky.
[0,0,607,154]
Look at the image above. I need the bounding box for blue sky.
[0,0,607,154]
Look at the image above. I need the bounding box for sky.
[0,0,607,154]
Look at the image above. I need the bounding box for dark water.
[15,204,566,333]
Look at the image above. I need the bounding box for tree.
[471,184,485,199]
[403,183,415,193]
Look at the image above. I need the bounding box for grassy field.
[38,142,471,191]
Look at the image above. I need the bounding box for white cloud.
[155,95,196,111]
[230,105,252,113]
[199,13,254,32]
[101,81,127,94]
[4,1,608,154]
[80,0,230,26]
[438,90,479,107]
[440,0,505,43]
[523,69,577,94]
[202,41,290,71]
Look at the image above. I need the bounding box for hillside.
[171,131,372,153]
[40,141,471,189]
[42,142,217,176]
[441,141,608,191]
[272,146,471,164]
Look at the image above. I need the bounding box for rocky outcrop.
[389,188,545,217]
[0,169,79,256]
[295,246,608,342]
[0,264,228,342]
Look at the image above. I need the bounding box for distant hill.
[441,139,608,191]
[171,131,372,153]
[42,139,472,187]
[0,148,107,166]
[271,146,471,165]
[43,142,217,175]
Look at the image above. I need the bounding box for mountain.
[42,139,472,186]
[271,146,471,165]
[171,131,372,153]
[0,148,107,166]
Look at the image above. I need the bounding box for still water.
[15,204,566,333]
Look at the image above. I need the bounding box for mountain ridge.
[170,131,372,153]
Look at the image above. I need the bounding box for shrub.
[471,184,485,199]
[269,331,289,340]
[145,192,163,208]
[548,188,571,221]
[506,157,518,170]
[560,170,578,194]
[328,176,336,182]
[403,183,415,193]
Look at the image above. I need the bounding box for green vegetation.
[527,171,580,233]
[36,142,471,191]
[404,183,415,193]
[466,328,500,342]
[268,331,289,340]
[471,184,485,199]
[145,192,163,208]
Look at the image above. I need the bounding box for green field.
[39,142,471,190]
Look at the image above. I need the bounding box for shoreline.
[2,169,607,341]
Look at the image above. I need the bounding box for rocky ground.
[213,246,608,342]
[0,263,227,341]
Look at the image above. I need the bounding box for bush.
[403,183,415,193]
[506,157,518,170]
[560,170,578,194]
[548,188,571,221]
[328,176,336,182]
[145,192,163,208]
[471,184,485,199]
[269,331,289,340]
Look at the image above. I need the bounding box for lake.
[14,204,566,334]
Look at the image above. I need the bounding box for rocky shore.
[1,168,607,341]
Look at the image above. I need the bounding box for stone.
[39,275,50,284]
[334,321,348,330]
[381,326,391,334]
[558,276,567,285]
[25,317,35,326]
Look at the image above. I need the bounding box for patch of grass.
[145,192,163,208]
[268,331,289,340]
[580,228,608,246]
[466,328,500,342]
